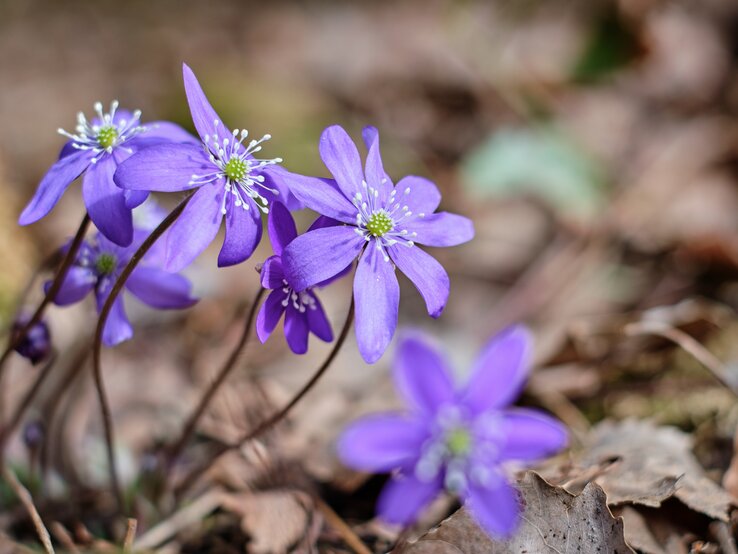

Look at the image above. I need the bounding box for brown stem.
[163,287,266,472]
[0,350,58,448]
[174,296,355,500]
[0,214,90,383]
[91,192,195,515]
[2,464,55,553]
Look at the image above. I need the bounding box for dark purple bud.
[12,316,51,365]
[23,420,45,448]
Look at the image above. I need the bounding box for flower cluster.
[14,62,568,540]
[338,327,568,537]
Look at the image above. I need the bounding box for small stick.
[2,465,54,554]
[134,491,221,550]
[91,191,195,514]
[49,522,80,554]
[314,496,372,554]
[624,320,738,396]
[174,297,355,500]
[123,518,138,552]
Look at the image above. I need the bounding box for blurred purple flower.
[337,327,567,538]
[19,101,194,246]
[114,64,303,272]
[281,125,474,363]
[12,315,51,365]
[256,202,339,354]
[48,215,198,346]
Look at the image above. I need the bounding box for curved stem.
[92,192,195,515]
[163,287,266,473]
[0,215,90,378]
[173,296,355,500]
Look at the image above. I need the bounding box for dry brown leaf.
[395,472,633,554]
[220,489,322,554]
[615,506,666,554]
[576,419,733,521]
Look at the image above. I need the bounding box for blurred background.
[3,0,738,551]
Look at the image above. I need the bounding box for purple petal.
[47,266,95,306]
[393,332,455,415]
[284,307,309,354]
[406,212,475,247]
[307,216,354,288]
[319,125,365,200]
[256,288,287,343]
[217,196,263,267]
[354,245,399,364]
[282,225,364,291]
[461,326,533,414]
[19,150,93,225]
[82,156,133,246]
[464,479,520,538]
[59,140,77,159]
[276,173,357,224]
[97,295,134,347]
[259,166,304,211]
[307,292,333,342]
[260,256,285,289]
[134,121,197,145]
[362,126,393,202]
[126,266,198,309]
[124,189,150,210]
[394,176,441,216]
[389,245,449,318]
[267,201,297,256]
[164,183,225,272]
[496,408,568,461]
[337,413,428,472]
[114,143,211,192]
[182,63,231,143]
[378,473,443,526]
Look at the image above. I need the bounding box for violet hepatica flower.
[49,220,198,346]
[114,64,302,272]
[256,202,339,354]
[282,125,474,363]
[12,316,51,365]
[19,101,195,246]
[337,326,567,538]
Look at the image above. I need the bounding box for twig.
[710,521,738,554]
[174,297,355,500]
[123,518,138,552]
[91,191,195,514]
[49,522,80,554]
[2,465,54,553]
[624,320,738,396]
[134,491,222,550]
[162,287,266,473]
[314,496,372,554]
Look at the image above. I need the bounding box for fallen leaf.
[395,472,633,554]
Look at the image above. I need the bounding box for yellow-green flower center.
[97,126,119,149]
[446,427,472,456]
[95,253,117,275]
[366,211,393,237]
[224,158,248,182]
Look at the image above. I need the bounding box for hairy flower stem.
[162,287,266,476]
[0,214,90,383]
[173,297,355,501]
[92,192,195,515]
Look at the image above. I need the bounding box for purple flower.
[12,316,51,365]
[256,202,338,354]
[337,327,567,538]
[49,214,198,346]
[19,101,195,246]
[114,64,302,272]
[281,125,474,363]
